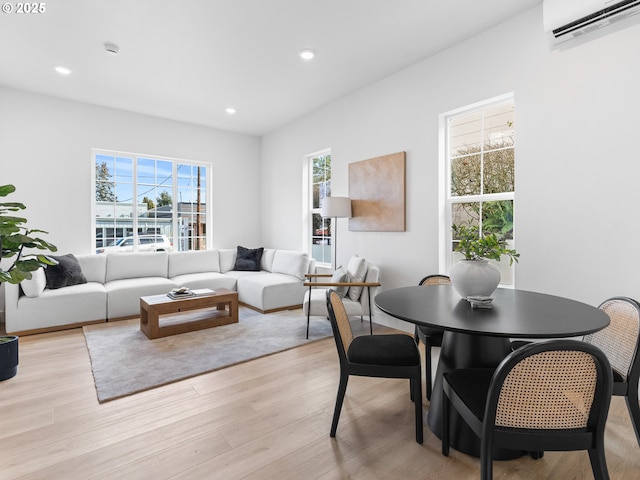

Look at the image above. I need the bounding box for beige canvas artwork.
[348,151,406,232]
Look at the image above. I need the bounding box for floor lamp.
[321,197,352,270]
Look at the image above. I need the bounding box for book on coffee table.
[167,291,195,299]
[167,288,216,299]
[191,288,216,296]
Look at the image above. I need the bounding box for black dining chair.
[511,296,640,448]
[326,289,423,444]
[583,296,640,447]
[413,274,450,401]
[442,339,613,480]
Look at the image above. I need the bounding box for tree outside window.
[309,151,332,266]
[444,97,516,284]
[93,150,209,252]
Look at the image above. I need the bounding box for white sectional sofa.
[4,248,315,335]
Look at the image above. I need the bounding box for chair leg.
[624,385,640,447]
[480,441,494,480]
[306,286,312,339]
[330,372,349,437]
[410,378,415,402]
[413,371,423,444]
[367,287,373,335]
[588,447,610,480]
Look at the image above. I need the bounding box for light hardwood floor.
[1,324,639,480]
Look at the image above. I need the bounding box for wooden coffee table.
[140,288,238,339]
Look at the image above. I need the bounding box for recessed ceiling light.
[104,42,120,55]
[225,107,236,115]
[55,66,72,75]
[299,49,316,60]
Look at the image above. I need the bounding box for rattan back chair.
[326,289,423,444]
[413,274,450,400]
[583,296,640,447]
[442,339,613,480]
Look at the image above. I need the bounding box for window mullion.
[132,155,139,252]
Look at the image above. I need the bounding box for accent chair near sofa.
[303,255,380,338]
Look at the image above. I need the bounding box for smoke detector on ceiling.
[104,43,120,55]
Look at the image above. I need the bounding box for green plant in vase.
[452,223,519,265]
[450,223,519,299]
[1,183,58,381]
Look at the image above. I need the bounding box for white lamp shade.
[321,197,352,218]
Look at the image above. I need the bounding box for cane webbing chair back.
[329,290,354,354]
[495,350,597,429]
[583,296,640,447]
[442,339,613,480]
[420,275,451,286]
[583,297,640,381]
[415,274,450,401]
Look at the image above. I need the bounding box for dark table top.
[375,285,609,338]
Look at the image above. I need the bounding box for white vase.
[449,259,501,298]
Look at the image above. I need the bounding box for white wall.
[0,87,261,313]
[0,87,262,251]
[261,6,640,329]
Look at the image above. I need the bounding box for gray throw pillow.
[346,255,368,301]
[233,246,264,271]
[330,266,349,298]
[44,254,87,289]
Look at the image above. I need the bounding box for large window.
[441,95,516,284]
[92,150,211,253]
[307,150,332,266]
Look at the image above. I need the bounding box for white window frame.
[439,93,516,285]
[303,148,332,269]
[91,148,213,252]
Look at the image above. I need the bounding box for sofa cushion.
[20,268,46,298]
[45,254,87,289]
[234,246,263,271]
[105,252,168,282]
[346,255,368,301]
[169,250,220,277]
[105,277,177,319]
[272,250,309,280]
[261,248,276,272]
[219,249,236,273]
[170,271,237,291]
[16,282,107,330]
[237,273,306,312]
[76,254,107,283]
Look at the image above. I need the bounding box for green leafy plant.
[0,184,58,284]
[452,223,519,265]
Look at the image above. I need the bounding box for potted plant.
[1,184,57,381]
[449,223,519,298]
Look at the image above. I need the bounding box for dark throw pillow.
[44,254,88,289]
[233,246,264,271]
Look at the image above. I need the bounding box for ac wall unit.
[544,0,640,45]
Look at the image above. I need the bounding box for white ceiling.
[0,0,542,136]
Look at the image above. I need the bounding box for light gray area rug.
[83,307,376,403]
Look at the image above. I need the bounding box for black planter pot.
[0,335,19,381]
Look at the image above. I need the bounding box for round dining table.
[375,285,610,458]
